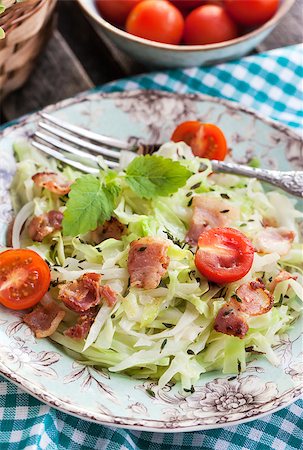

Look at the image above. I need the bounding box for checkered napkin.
[1,44,302,450]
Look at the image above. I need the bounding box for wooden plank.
[2,30,94,122]
[57,1,128,85]
[89,25,144,76]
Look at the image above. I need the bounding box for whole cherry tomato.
[126,0,184,45]
[183,4,238,45]
[224,0,279,27]
[96,0,142,25]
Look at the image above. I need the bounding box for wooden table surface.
[1,0,302,124]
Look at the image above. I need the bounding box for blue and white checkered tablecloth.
[1,44,302,449]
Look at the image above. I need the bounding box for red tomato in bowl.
[224,0,279,26]
[126,0,184,45]
[171,121,228,160]
[0,249,51,310]
[183,4,238,45]
[96,0,142,25]
[195,228,254,284]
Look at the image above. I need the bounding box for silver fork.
[31,113,303,198]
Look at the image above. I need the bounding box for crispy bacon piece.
[23,301,65,338]
[58,273,102,312]
[27,210,63,242]
[91,217,126,244]
[64,308,97,340]
[186,196,240,245]
[100,284,117,307]
[254,227,295,256]
[235,281,274,316]
[270,270,297,293]
[214,279,274,338]
[214,303,248,339]
[58,273,117,312]
[128,237,170,290]
[32,172,72,195]
[64,316,93,340]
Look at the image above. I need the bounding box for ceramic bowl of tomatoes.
[77,0,295,68]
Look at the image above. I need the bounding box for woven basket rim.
[0,0,49,31]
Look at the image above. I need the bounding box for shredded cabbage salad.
[8,140,303,390]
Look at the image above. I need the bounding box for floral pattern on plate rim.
[0,90,302,432]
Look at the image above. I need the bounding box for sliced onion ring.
[12,201,34,249]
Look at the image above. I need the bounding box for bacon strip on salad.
[32,172,72,195]
[214,303,248,338]
[91,217,126,244]
[214,279,274,339]
[269,270,297,293]
[64,308,98,340]
[128,237,170,289]
[186,196,240,245]
[28,210,63,242]
[58,273,117,313]
[254,227,295,256]
[235,280,274,316]
[23,300,65,338]
[58,273,101,312]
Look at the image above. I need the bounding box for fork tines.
[32,112,132,172]
[41,113,130,150]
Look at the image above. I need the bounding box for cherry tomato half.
[171,121,228,160]
[224,0,279,27]
[183,4,238,45]
[126,0,184,45]
[0,249,51,310]
[195,228,254,284]
[96,0,142,26]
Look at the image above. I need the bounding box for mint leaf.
[125,155,192,199]
[62,174,120,236]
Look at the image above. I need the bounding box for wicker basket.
[0,0,57,99]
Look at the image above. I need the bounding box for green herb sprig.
[62,155,192,237]
[125,154,192,199]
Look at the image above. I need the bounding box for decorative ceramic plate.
[0,90,302,432]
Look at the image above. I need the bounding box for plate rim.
[1,361,302,433]
[0,88,302,432]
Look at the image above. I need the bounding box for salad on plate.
[0,121,302,392]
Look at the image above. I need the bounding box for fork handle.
[209,160,303,197]
[210,160,280,181]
